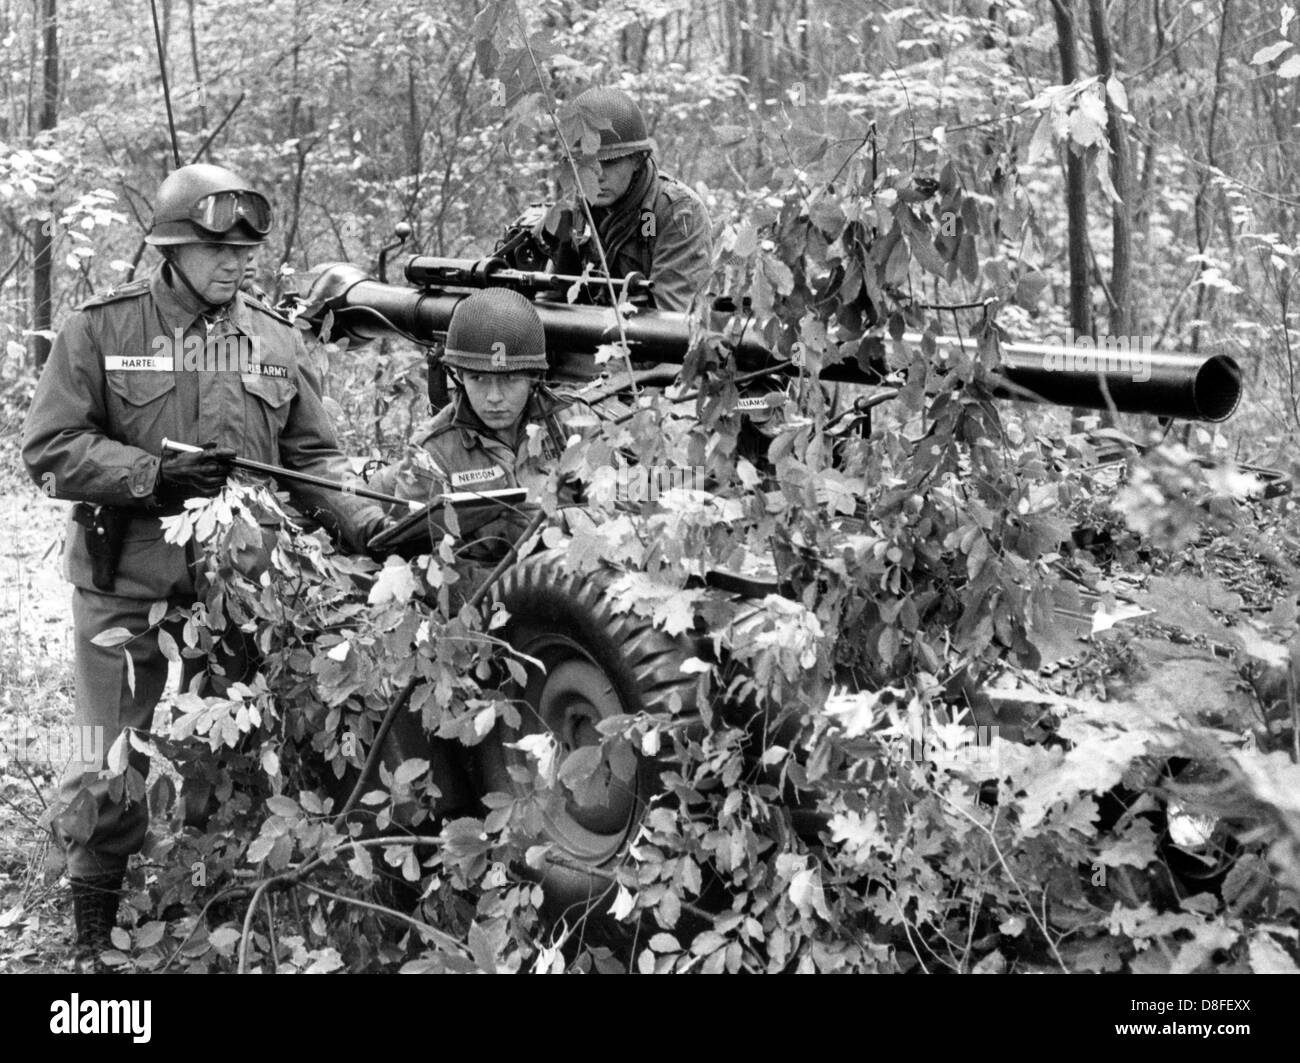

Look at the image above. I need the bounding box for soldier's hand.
[156,443,237,499]
[531,203,577,255]
[362,514,400,560]
[517,203,547,237]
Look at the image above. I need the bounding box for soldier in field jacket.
[543,87,714,313]
[368,287,570,565]
[21,162,387,965]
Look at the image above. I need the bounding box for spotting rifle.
[291,254,1242,423]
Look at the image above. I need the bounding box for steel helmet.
[443,289,548,373]
[146,163,273,246]
[573,87,655,161]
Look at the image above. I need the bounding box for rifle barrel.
[402,254,653,298]
[160,439,422,510]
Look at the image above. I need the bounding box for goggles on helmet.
[190,190,273,236]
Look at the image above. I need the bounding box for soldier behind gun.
[21,163,390,966]
[368,287,571,570]
[536,87,714,313]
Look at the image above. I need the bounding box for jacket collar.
[449,390,557,452]
[150,265,254,336]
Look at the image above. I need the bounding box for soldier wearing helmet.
[369,289,570,560]
[541,87,714,313]
[21,162,391,966]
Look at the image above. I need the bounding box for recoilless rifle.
[257,235,1256,917]
[292,247,1243,424]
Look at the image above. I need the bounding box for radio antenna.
[148,0,182,168]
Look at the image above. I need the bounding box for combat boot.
[70,872,122,969]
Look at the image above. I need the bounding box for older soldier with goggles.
[22,162,389,968]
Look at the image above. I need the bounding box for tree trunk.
[755,0,774,95]
[185,0,206,131]
[798,0,810,81]
[1088,0,1133,428]
[278,30,309,278]
[30,0,56,369]
[737,0,754,84]
[1050,0,1092,345]
[405,56,421,218]
[1188,0,1232,356]
[1087,0,1132,340]
[1135,136,1155,240]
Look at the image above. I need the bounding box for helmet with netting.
[573,87,655,161]
[442,288,548,373]
[146,163,272,246]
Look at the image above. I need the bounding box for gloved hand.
[517,203,548,239]
[362,513,401,560]
[156,443,236,500]
[531,203,578,256]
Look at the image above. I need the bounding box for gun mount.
[283,247,1257,921]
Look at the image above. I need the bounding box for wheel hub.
[536,660,636,835]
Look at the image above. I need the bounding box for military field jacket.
[610,172,713,312]
[553,172,713,313]
[370,392,568,503]
[367,392,573,560]
[22,268,382,599]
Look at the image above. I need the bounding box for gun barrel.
[990,337,1241,423]
[297,261,1242,422]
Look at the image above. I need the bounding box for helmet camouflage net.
[573,87,655,161]
[443,288,548,373]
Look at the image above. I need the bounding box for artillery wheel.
[477,548,699,917]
